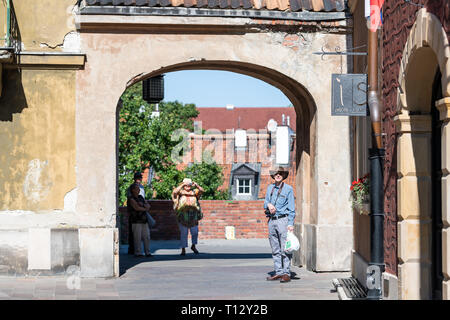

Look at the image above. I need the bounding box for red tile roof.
[85,0,347,12]
[195,107,296,132]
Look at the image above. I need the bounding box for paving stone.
[10,294,34,299]
[0,240,346,300]
[97,291,119,297]
[34,284,56,290]
[34,290,55,295]
[76,296,99,300]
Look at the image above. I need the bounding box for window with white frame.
[237,179,252,195]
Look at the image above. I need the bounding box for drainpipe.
[5,0,11,47]
[365,0,385,300]
[1,0,13,50]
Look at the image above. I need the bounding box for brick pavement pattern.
[0,239,349,300]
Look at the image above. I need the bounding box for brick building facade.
[176,106,297,200]
[350,0,450,300]
[119,200,268,242]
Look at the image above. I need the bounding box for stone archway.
[118,60,315,251]
[394,8,450,300]
[75,14,353,276]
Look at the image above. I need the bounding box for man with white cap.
[264,166,296,283]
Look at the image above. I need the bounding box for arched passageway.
[115,62,316,268]
[121,60,317,202]
[73,14,353,277]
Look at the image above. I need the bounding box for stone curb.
[332,278,351,300]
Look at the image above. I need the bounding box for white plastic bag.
[284,231,300,253]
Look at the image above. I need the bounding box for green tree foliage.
[183,161,230,200]
[150,164,185,200]
[118,84,152,205]
[151,161,230,200]
[118,82,229,203]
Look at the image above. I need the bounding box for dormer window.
[229,163,261,200]
[237,179,252,195]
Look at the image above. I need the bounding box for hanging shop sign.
[331,74,368,116]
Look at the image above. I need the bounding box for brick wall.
[175,133,297,199]
[199,200,268,239]
[118,200,268,243]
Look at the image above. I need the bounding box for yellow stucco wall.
[6,0,76,51]
[0,1,78,211]
[0,68,76,211]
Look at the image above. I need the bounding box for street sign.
[331,74,368,116]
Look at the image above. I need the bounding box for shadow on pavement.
[119,251,273,277]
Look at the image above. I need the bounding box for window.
[229,163,260,200]
[237,179,251,195]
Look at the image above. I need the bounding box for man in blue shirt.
[264,167,296,283]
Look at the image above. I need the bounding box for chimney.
[287,116,290,127]
[226,104,235,110]
[282,114,285,125]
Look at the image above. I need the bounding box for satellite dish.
[267,119,278,133]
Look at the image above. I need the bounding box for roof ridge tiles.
[85,0,347,12]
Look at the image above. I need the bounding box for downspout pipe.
[5,0,11,47]
[368,30,383,148]
[365,0,385,300]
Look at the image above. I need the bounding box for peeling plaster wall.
[0,69,76,213]
[12,0,77,51]
[0,2,112,277]
[0,65,85,276]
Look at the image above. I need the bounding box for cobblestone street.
[0,239,349,300]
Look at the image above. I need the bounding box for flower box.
[350,174,370,214]
[357,199,370,215]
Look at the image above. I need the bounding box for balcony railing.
[1,0,20,52]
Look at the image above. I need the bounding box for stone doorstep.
[332,278,367,300]
[332,279,349,300]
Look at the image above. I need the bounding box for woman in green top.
[172,178,204,256]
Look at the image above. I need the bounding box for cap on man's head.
[269,167,289,180]
[134,172,143,180]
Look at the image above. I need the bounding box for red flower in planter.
[350,174,370,210]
